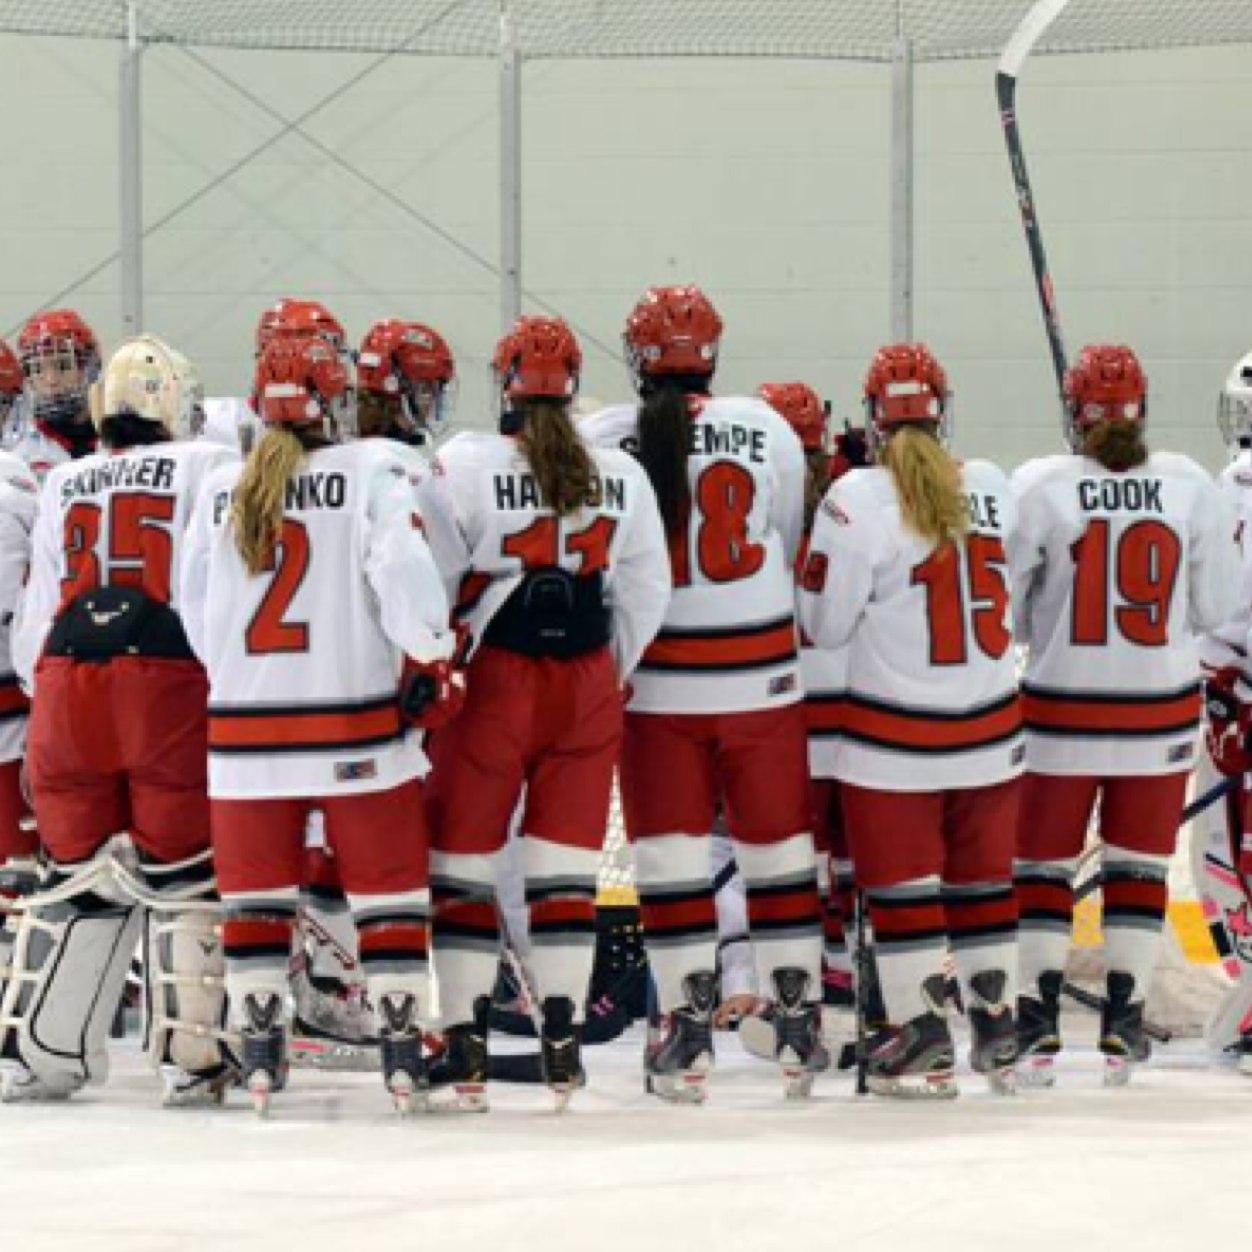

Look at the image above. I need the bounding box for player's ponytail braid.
[637,381,694,539]
[517,398,596,518]
[881,423,969,548]
[233,426,307,576]
[1083,417,1148,472]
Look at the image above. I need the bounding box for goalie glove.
[1204,667,1252,777]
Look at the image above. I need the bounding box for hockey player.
[2,336,237,1105]
[416,315,670,1109]
[798,343,1022,1099]
[581,287,826,1102]
[356,318,456,459]
[13,309,101,480]
[0,342,22,445]
[1013,344,1238,1086]
[180,333,455,1115]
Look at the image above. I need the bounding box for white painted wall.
[1,34,1248,469]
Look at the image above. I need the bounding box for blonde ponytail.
[232,427,306,575]
[881,424,968,547]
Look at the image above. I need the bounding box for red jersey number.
[912,534,1011,666]
[672,462,765,587]
[502,515,618,575]
[60,493,176,608]
[246,520,311,654]
[1070,518,1181,647]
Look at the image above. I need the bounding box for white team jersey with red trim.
[14,440,235,691]
[415,429,670,681]
[796,536,847,779]
[0,452,38,761]
[180,440,453,800]
[1199,449,1252,675]
[1011,451,1238,777]
[12,424,77,485]
[798,460,1022,791]
[580,397,806,714]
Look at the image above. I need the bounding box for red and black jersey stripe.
[839,691,1021,755]
[1021,682,1200,739]
[639,615,798,675]
[208,695,403,755]
[0,673,29,723]
[804,693,845,737]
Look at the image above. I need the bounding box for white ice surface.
[3,1019,1250,1252]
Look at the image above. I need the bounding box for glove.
[1204,667,1252,777]
[400,657,466,730]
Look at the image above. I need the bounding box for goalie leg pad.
[0,887,140,1099]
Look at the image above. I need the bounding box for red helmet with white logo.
[253,334,350,437]
[493,316,581,403]
[623,285,722,389]
[758,382,826,452]
[1063,344,1146,451]
[0,342,21,399]
[17,308,101,429]
[863,342,950,449]
[358,319,457,440]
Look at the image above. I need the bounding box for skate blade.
[247,1072,274,1118]
[645,1068,709,1105]
[1102,1056,1133,1088]
[428,1082,489,1114]
[550,1083,577,1113]
[159,1065,231,1108]
[387,1074,428,1117]
[983,1065,1016,1096]
[1239,1054,1252,1079]
[867,1069,958,1100]
[782,1065,816,1100]
[289,1037,379,1072]
[0,1062,76,1103]
[1015,1055,1057,1088]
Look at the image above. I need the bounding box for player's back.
[1012,450,1239,775]
[581,394,804,713]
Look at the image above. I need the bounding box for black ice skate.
[866,985,957,1101]
[539,996,586,1111]
[966,970,1017,1095]
[1016,969,1063,1088]
[426,997,490,1112]
[770,968,830,1099]
[645,970,716,1104]
[240,993,288,1117]
[378,993,427,1116]
[1099,970,1150,1087]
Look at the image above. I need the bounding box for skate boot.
[539,996,585,1111]
[1235,1030,1252,1078]
[240,993,288,1117]
[378,993,427,1116]
[771,968,830,1099]
[427,996,490,1112]
[866,975,957,1100]
[645,970,716,1104]
[1100,970,1150,1087]
[1016,969,1063,1088]
[965,969,1017,1095]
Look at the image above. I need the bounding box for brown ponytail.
[232,426,307,575]
[516,398,596,517]
[1082,418,1148,472]
[637,384,693,538]
[880,423,968,547]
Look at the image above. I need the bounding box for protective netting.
[1,0,1249,61]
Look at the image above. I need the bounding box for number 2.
[246,519,311,654]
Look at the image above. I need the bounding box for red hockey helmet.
[255,300,295,354]
[253,334,350,435]
[358,319,457,437]
[623,285,722,388]
[1063,344,1146,450]
[271,299,348,353]
[758,382,826,452]
[863,342,950,447]
[493,316,581,403]
[17,308,101,428]
[0,341,21,399]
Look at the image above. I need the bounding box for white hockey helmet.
[96,335,198,439]
[1218,351,1252,448]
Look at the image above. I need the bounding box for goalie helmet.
[18,308,101,430]
[493,316,581,403]
[1218,351,1252,449]
[357,319,457,439]
[863,342,950,450]
[253,333,350,440]
[623,285,722,390]
[758,382,826,452]
[1063,343,1146,452]
[97,335,200,439]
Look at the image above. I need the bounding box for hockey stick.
[998,0,1072,408]
[1060,980,1171,1044]
[853,889,870,1096]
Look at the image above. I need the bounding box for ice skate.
[1016,970,1062,1088]
[1236,1032,1252,1078]
[539,996,585,1111]
[159,1062,236,1108]
[1100,971,1150,1087]
[645,970,716,1105]
[289,965,378,1071]
[427,998,489,1112]
[239,993,287,1118]
[0,1060,80,1103]
[770,968,829,1098]
[378,993,427,1116]
[966,970,1016,1095]
[866,1011,958,1099]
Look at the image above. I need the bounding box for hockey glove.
[401,658,466,730]
[1204,668,1252,777]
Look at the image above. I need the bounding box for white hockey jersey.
[201,397,262,456]
[1012,451,1239,777]
[0,452,38,762]
[580,397,806,714]
[11,422,84,485]
[796,534,848,779]
[180,439,453,800]
[14,440,235,690]
[1200,448,1252,675]
[415,429,670,681]
[798,461,1022,791]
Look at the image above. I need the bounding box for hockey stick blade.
[1060,979,1171,1044]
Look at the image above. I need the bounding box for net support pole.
[889,35,914,342]
[499,0,522,331]
[119,0,144,336]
